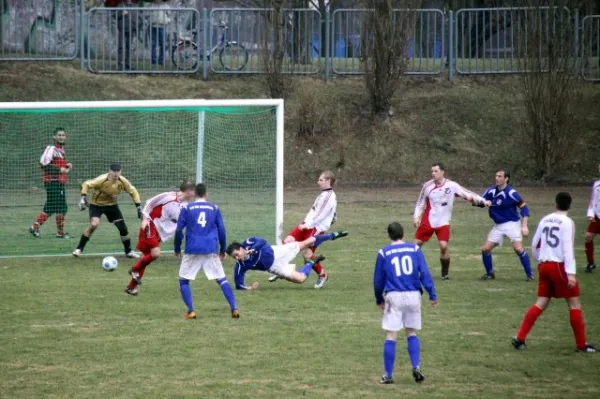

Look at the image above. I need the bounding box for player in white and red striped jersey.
[584,168,600,273]
[413,162,487,280]
[269,170,338,289]
[512,192,596,353]
[125,180,196,296]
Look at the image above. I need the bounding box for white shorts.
[268,242,300,279]
[487,221,522,245]
[382,291,422,332]
[179,254,225,281]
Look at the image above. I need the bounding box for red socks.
[56,214,65,233]
[127,267,147,289]
[133,254,154,272]
[517,305,543,342]
[585,241,594,264]
[34,212,49,228]
[570,309,587,350]
[309,254,325,276]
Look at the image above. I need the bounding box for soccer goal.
[0,99,284,258]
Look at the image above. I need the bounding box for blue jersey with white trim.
[174,200,226,254]
[481,184,529,224]
[373,242,436,304]
[233,237,275,290]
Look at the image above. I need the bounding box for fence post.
[448,10,453,80]
[202,8,208,80]
[324,9,330,81]
[574,8,579,75]
[80,0,85,70]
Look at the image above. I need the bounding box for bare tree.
[519,0,582,181]
[360,0,422,119]
[262,0,293,98]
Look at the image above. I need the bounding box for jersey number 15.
[391,255,414,277]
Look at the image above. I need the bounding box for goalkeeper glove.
[79,195,89,211]
[136,204,142,219]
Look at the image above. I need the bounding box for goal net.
[0,99,284,258]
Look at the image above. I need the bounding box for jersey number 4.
[197,211,206,227]
[392,255,414,277]
[542,226,560,248]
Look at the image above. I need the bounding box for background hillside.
[1,61,599,186]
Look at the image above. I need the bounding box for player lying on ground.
[30,128,72,239]
[584,165,600,273]
[475,169,534,281]
[174,183,239,319]
[512,192,596,353]
[73,163,142,258]
[374,222,437,385]
[226,231,349,291]
[269,170,338,289]
[125,180,196,296]
[413,162,486,280]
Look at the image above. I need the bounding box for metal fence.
[1,5,600,81]
[582,15,600,81]
[0,0,80,61]
[454,7,571,75]
[331,8,445,75]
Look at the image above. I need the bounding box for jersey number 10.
[197,212,206,227]
[392,255,414,277]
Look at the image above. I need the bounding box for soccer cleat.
[184,311,197,320]
[441,275,450,281]
[314,273,329,289]
[480,272,495,280]
[268,274,280,283]
[128,269,142,285]
[126,251,140,259]
[577,344,597,353]
[124,287,138,296]
[511,337,527,350]
[379,374,394,384]
[72,248,82,257]
[412,368,425,383]
[29,226,40,238]
[56,233,71,239]
[585,263,596,273]
[310,254,326,266]
[526,275,536,282]
[331,230,349,240]
[231,309,240,319]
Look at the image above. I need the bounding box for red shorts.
[587,217,600,234]
[287,224,322,249]
[415,224,450,243]
[136,222,160,255]
[537,261,580,298]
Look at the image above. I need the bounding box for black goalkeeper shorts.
[89,204,124,223]
[43,181,68,215]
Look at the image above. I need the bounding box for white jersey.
[531,212,576,275]
[142,191,185,242]
[587,180,600,219]
[413,179,483,228]
[303,188,337,233]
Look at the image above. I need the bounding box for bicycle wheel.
[171,40,199,71]
[218,42,249,71]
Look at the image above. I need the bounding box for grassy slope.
[1,62,599,186]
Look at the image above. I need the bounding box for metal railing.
[86,7,200,74]
[331,8,445,75]
[582,15,600,81]
[0,0,80,61]
[454,7,571,75]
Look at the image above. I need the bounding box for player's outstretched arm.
[373,251,386,306]
[413,183,428,225]
[216,209,227,255]
[173,208,187,255]
[234,263,258,290]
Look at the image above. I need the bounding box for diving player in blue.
[475,169,533,280]
[174,183,239,320]
[373,222,437,385]
[226,230,349,290]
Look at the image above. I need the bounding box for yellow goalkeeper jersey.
[81,173,141,206]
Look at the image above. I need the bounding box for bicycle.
[171,22,249,71]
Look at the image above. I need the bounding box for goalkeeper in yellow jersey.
[72,163,142,258]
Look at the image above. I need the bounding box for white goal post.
[0,99,285,257]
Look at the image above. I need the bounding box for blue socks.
[383,340,396,377]
[313,233,333,248]
[519,251,532,278]
[407,335,420,369]
[482,251,494,274]
[179,279,194,313]
[217,277,238,311]
[299,260,314,278]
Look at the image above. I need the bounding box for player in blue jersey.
[226,231,348,290]
[373,222,437,385]
[475,170,533,280]
[173,183,239,320]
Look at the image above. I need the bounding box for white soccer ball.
[102,256,118,272]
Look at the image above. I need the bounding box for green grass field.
[1,186,599,399]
